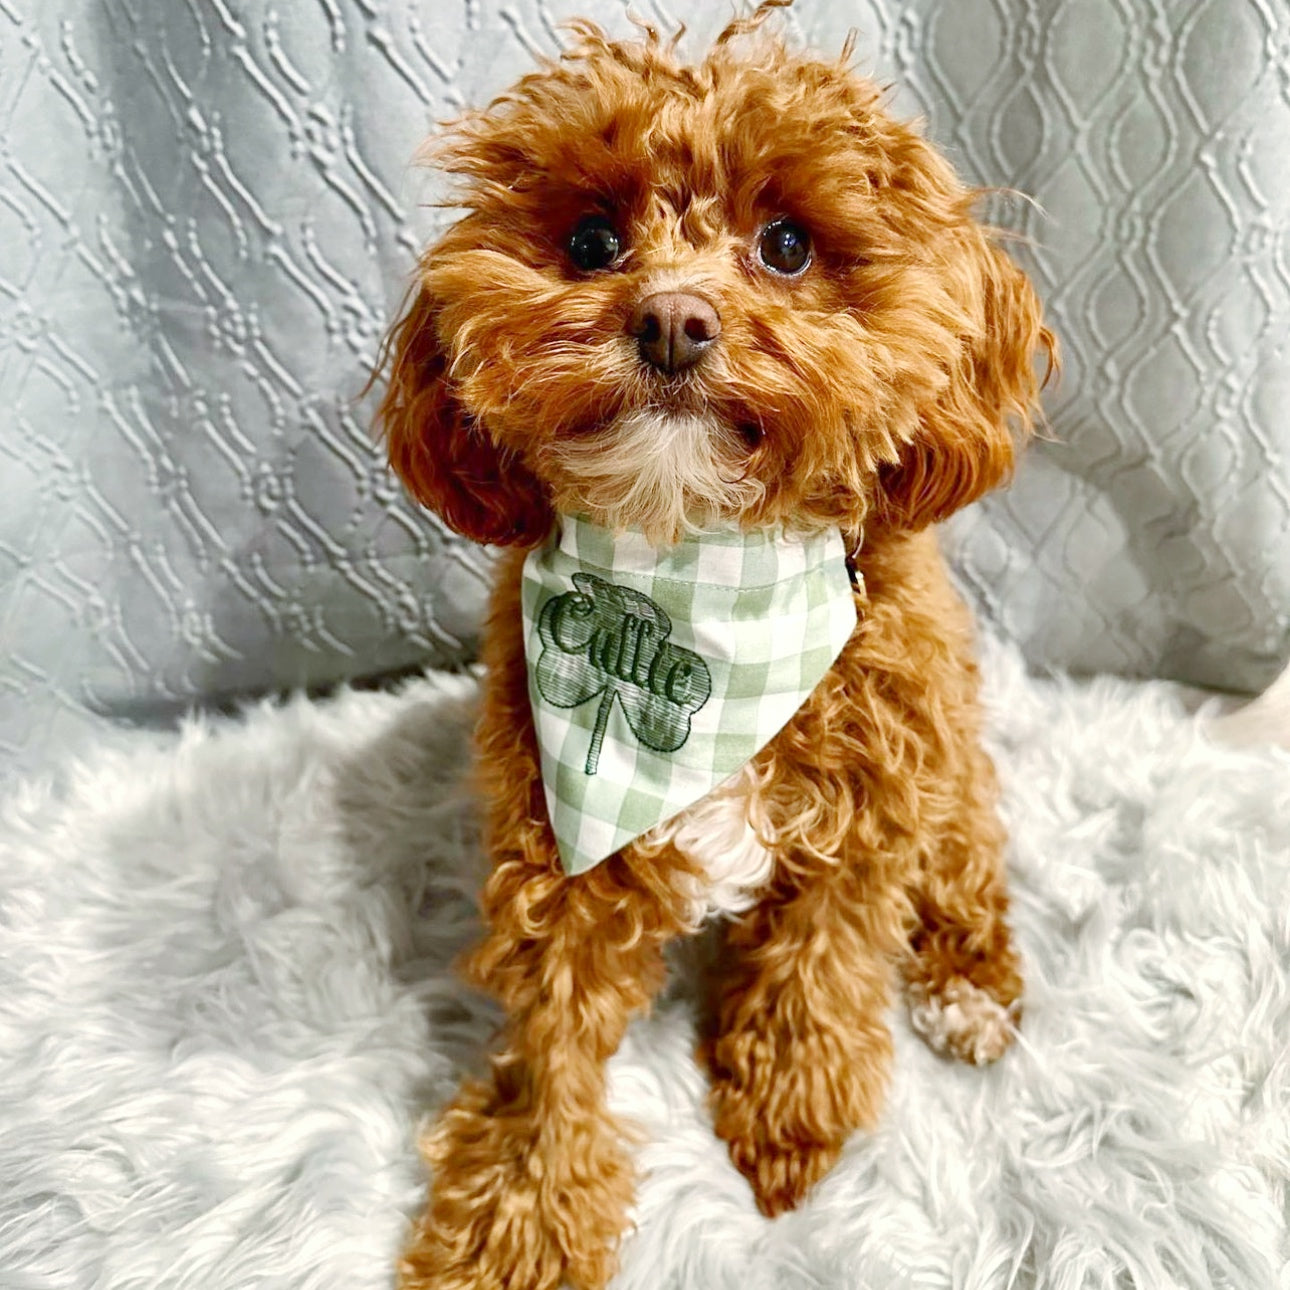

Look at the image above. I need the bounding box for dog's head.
[379,2,1053,548]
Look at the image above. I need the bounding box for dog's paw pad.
[907,976,1019,1065]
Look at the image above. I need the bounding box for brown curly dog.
[377,4,1053,1287]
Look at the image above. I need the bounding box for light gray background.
[2,0,1287,782]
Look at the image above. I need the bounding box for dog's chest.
[644,763,775,920]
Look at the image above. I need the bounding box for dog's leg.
[703,532,1024,1215]
[853,530,1024,1067]
[398,843,692,1290]
[704,859,908,1218]
[903,737,1023,1065]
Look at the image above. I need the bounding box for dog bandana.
[521,515,859,875]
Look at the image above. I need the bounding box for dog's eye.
[757,218,812,275]
[567,215,622,272]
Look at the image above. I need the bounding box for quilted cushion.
[0,0,495,780]
[2,0,1286,781]
[761,0,1290,690]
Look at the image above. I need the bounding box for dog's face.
[380,9,1051,548]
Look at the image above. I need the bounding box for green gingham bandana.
[521,516,858,875]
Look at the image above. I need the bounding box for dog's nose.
[629,292,721,373]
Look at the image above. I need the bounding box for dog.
[377,5,1052,1287]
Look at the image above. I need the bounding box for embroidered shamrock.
[536,572,712,775]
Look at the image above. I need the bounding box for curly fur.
[376,5,1054,1288]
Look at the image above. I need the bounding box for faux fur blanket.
[2,640,1288,1289]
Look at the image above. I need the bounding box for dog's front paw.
[906,918,1023,1065]
[907,974,1019,1064]
[398,1187,568,1290]
[398,1083,630,1290]
[705,1002,892,1218]
[708,1063,854,1218]
[721,1124,842,1218]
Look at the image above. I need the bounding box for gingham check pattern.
[521,516,859,875]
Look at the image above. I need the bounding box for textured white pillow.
[0,0,492,779]
[886,0,1290,691]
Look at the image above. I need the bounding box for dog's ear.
[877,230,1054,532]
[376,284,554,547]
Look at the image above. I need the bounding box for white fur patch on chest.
[644,762,776,922]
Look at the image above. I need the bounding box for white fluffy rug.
[2,639,1288,1290]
